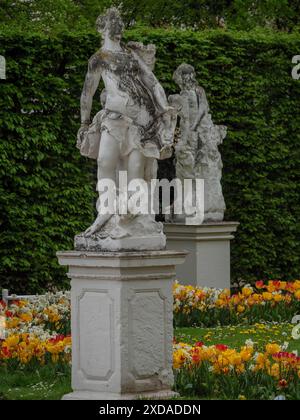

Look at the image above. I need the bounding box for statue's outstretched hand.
[76,125,89,149]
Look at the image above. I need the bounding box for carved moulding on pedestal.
[57,250,186,400]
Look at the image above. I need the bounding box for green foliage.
[0,32,98,293]
[1,0,300,33]
[0,28,299,292]
[0,0,86,34]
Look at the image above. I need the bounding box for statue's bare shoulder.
[88,50,108,73]
[197,86,206,95]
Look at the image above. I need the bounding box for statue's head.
[173,63,197,90]
[96,7,124,42]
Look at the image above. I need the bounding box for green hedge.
[0,29,299,292]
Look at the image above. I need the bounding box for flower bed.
[1,286,300,399]
[173,341,300,400]
[0,292,71,368]
[174,281,300,327]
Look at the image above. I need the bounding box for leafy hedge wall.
[0,29,299,292]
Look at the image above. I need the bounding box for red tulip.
[215,344,228,351]
[255,280,264,289]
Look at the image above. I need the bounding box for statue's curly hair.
[96,7,123,34]
[173,63,196,87]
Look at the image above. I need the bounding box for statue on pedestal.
[75,8,176,251]
[169,63,227,223]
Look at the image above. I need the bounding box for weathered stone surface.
[57,250,186,400]
[74,214,166,251]
[75,8,176,250]
[169,63,226,224]
[165,222,239,289]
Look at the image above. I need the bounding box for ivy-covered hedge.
[0,29,299,292]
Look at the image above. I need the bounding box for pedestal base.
[74,215,166,252]
[74,232,166,252]
[164,222,239,289]
[57,250,186,400]
[62,389,179,400]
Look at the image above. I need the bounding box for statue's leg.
[122,149,146,218]
[144,158,157,182]
[85,131,120,236]
[144,158,158,220]
[127,149,146,182]
[97,130,120,181]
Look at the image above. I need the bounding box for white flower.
[282,342,289,350]
[64,345,72,354]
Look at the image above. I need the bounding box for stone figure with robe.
[75,8,176,251]
[169,63,226,223]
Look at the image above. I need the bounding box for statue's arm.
[191,88,209,131]
[80,55,102,126]
[169,93,190,151]
[177,93,191,147]
[77,55,102,148]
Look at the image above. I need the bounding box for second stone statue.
[169,63,227,224]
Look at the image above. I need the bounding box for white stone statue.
[75,8,176,251]
[169,63,227,223]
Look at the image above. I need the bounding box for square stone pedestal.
[57,250,186,400]
[164,222,239,289]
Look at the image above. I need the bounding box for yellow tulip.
[237,305,245,313]
[242,287,253,298]
[235,364,245,374]
[266,343,281,355]
[5,335,19,348]
[270,363,280,378]
[240,348,253,362]
[6,318,20,329]
[262,292,273,301]
[19,313,33,323]
[173,349,187,369]
[273,293,283,303]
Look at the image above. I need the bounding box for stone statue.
[169,63,226,223]
[75,8,176,251]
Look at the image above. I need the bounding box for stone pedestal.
[164,222,239,289]
[57,250,186,400]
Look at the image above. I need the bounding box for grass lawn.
[1,323,299,400]
[0,365,71,400]
[174,322,300,354]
